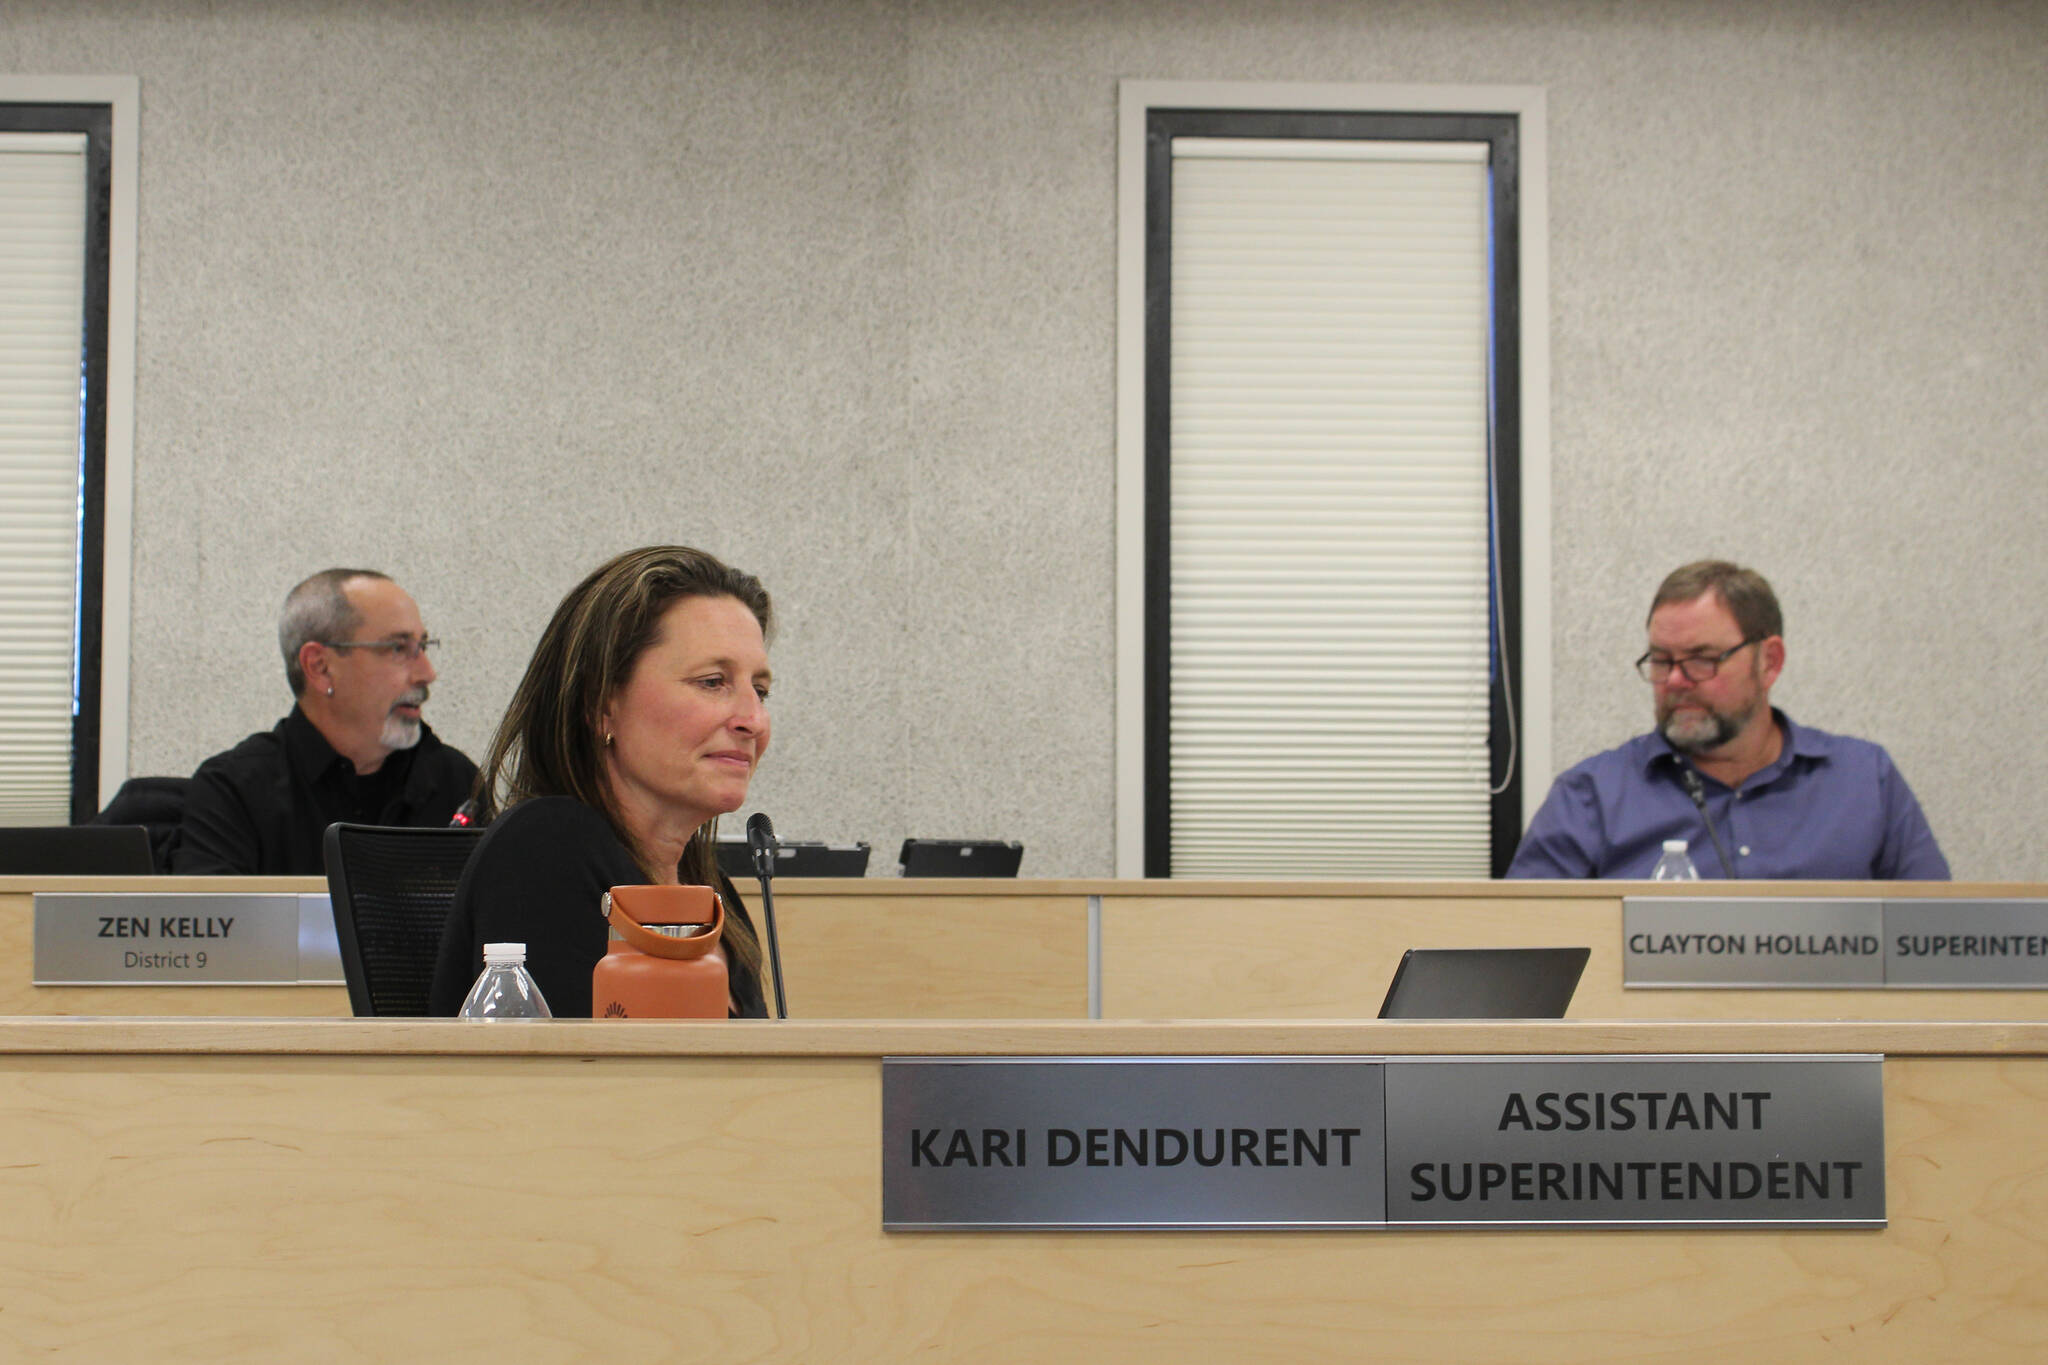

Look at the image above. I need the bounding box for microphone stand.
[1678,766,1738,879]
[747,814,789,1019]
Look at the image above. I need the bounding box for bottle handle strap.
[602,887,725,960]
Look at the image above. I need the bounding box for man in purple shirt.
[1507,560,1949,880]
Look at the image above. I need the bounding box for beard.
[1656,654,1766,755]
[1658,704,1740,754]
[379,687,428,751]
[1657,689,1766,754]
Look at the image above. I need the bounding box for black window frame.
[1,103,114,823]
[1143,108,1524,877]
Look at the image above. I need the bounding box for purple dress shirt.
[1506,711,1949,880]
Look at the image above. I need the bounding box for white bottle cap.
[1662,839,1688,853]
[481,942,527,964]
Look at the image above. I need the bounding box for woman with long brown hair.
[429,546,774,1017]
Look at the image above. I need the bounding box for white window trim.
[0,75,139,808]
[1114,79,1552,879]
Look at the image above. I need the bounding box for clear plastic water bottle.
[1650,839,1700,881]
[458,942,553,1019]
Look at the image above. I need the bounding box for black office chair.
[323,822,485,1017]
[92,776,191,872]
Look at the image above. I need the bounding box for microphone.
[745,812,789,1019]
[450,798,481,828]
[747,811,777,882]
[1677,766,1738,879]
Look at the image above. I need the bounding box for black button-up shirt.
[171,705,479,876]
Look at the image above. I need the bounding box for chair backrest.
[92,776,191,872]
[323,822,485,1017]
[0,824,154,875]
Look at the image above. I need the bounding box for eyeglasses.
[1635,638,1759,683]
[323,636,439,662]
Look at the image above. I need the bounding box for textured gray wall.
[4,0,2043,877]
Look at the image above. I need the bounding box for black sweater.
[175,707,476,876]
[428,796,767,1019]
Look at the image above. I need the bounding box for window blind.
[0,132,87,824]
[1168,137,1493,876]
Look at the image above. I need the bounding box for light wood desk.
[1094,879,2048,1020]
[772,881,1090,1017]
[1,1018,2044,1361]
[8,877,2045,1022]
[709,878,2048,1022]
[0,876,1095,1019]
[0,875,345,1016]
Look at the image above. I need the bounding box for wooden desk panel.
[1100,891,1601,1018]
[770,889,1089,1018]
[1101,882,2048,1022]
[0,1021,2045,1361]
[0,879,1091,1020]
[8,878,2047,1025]
[0,880,348,1018]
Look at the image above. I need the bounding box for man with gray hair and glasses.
[173,569,478,875]
[1507,560,1948,880]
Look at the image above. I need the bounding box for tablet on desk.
[1378,947,1591,1020]
[714,839,871,880]
[897,839,1023,878]
[0,825,154,876]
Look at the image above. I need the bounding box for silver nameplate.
[1383,1055,1885,1227]
[1623,898,1884,987]
[34,893,342,985]
[297,894,344,984]
[1885,899,2048,987]
[883,1055,1885,1231]
[1624,897,2048,989]
[883,1057,1386,1230]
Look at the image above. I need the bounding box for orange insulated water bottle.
[590,884,730,1018]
